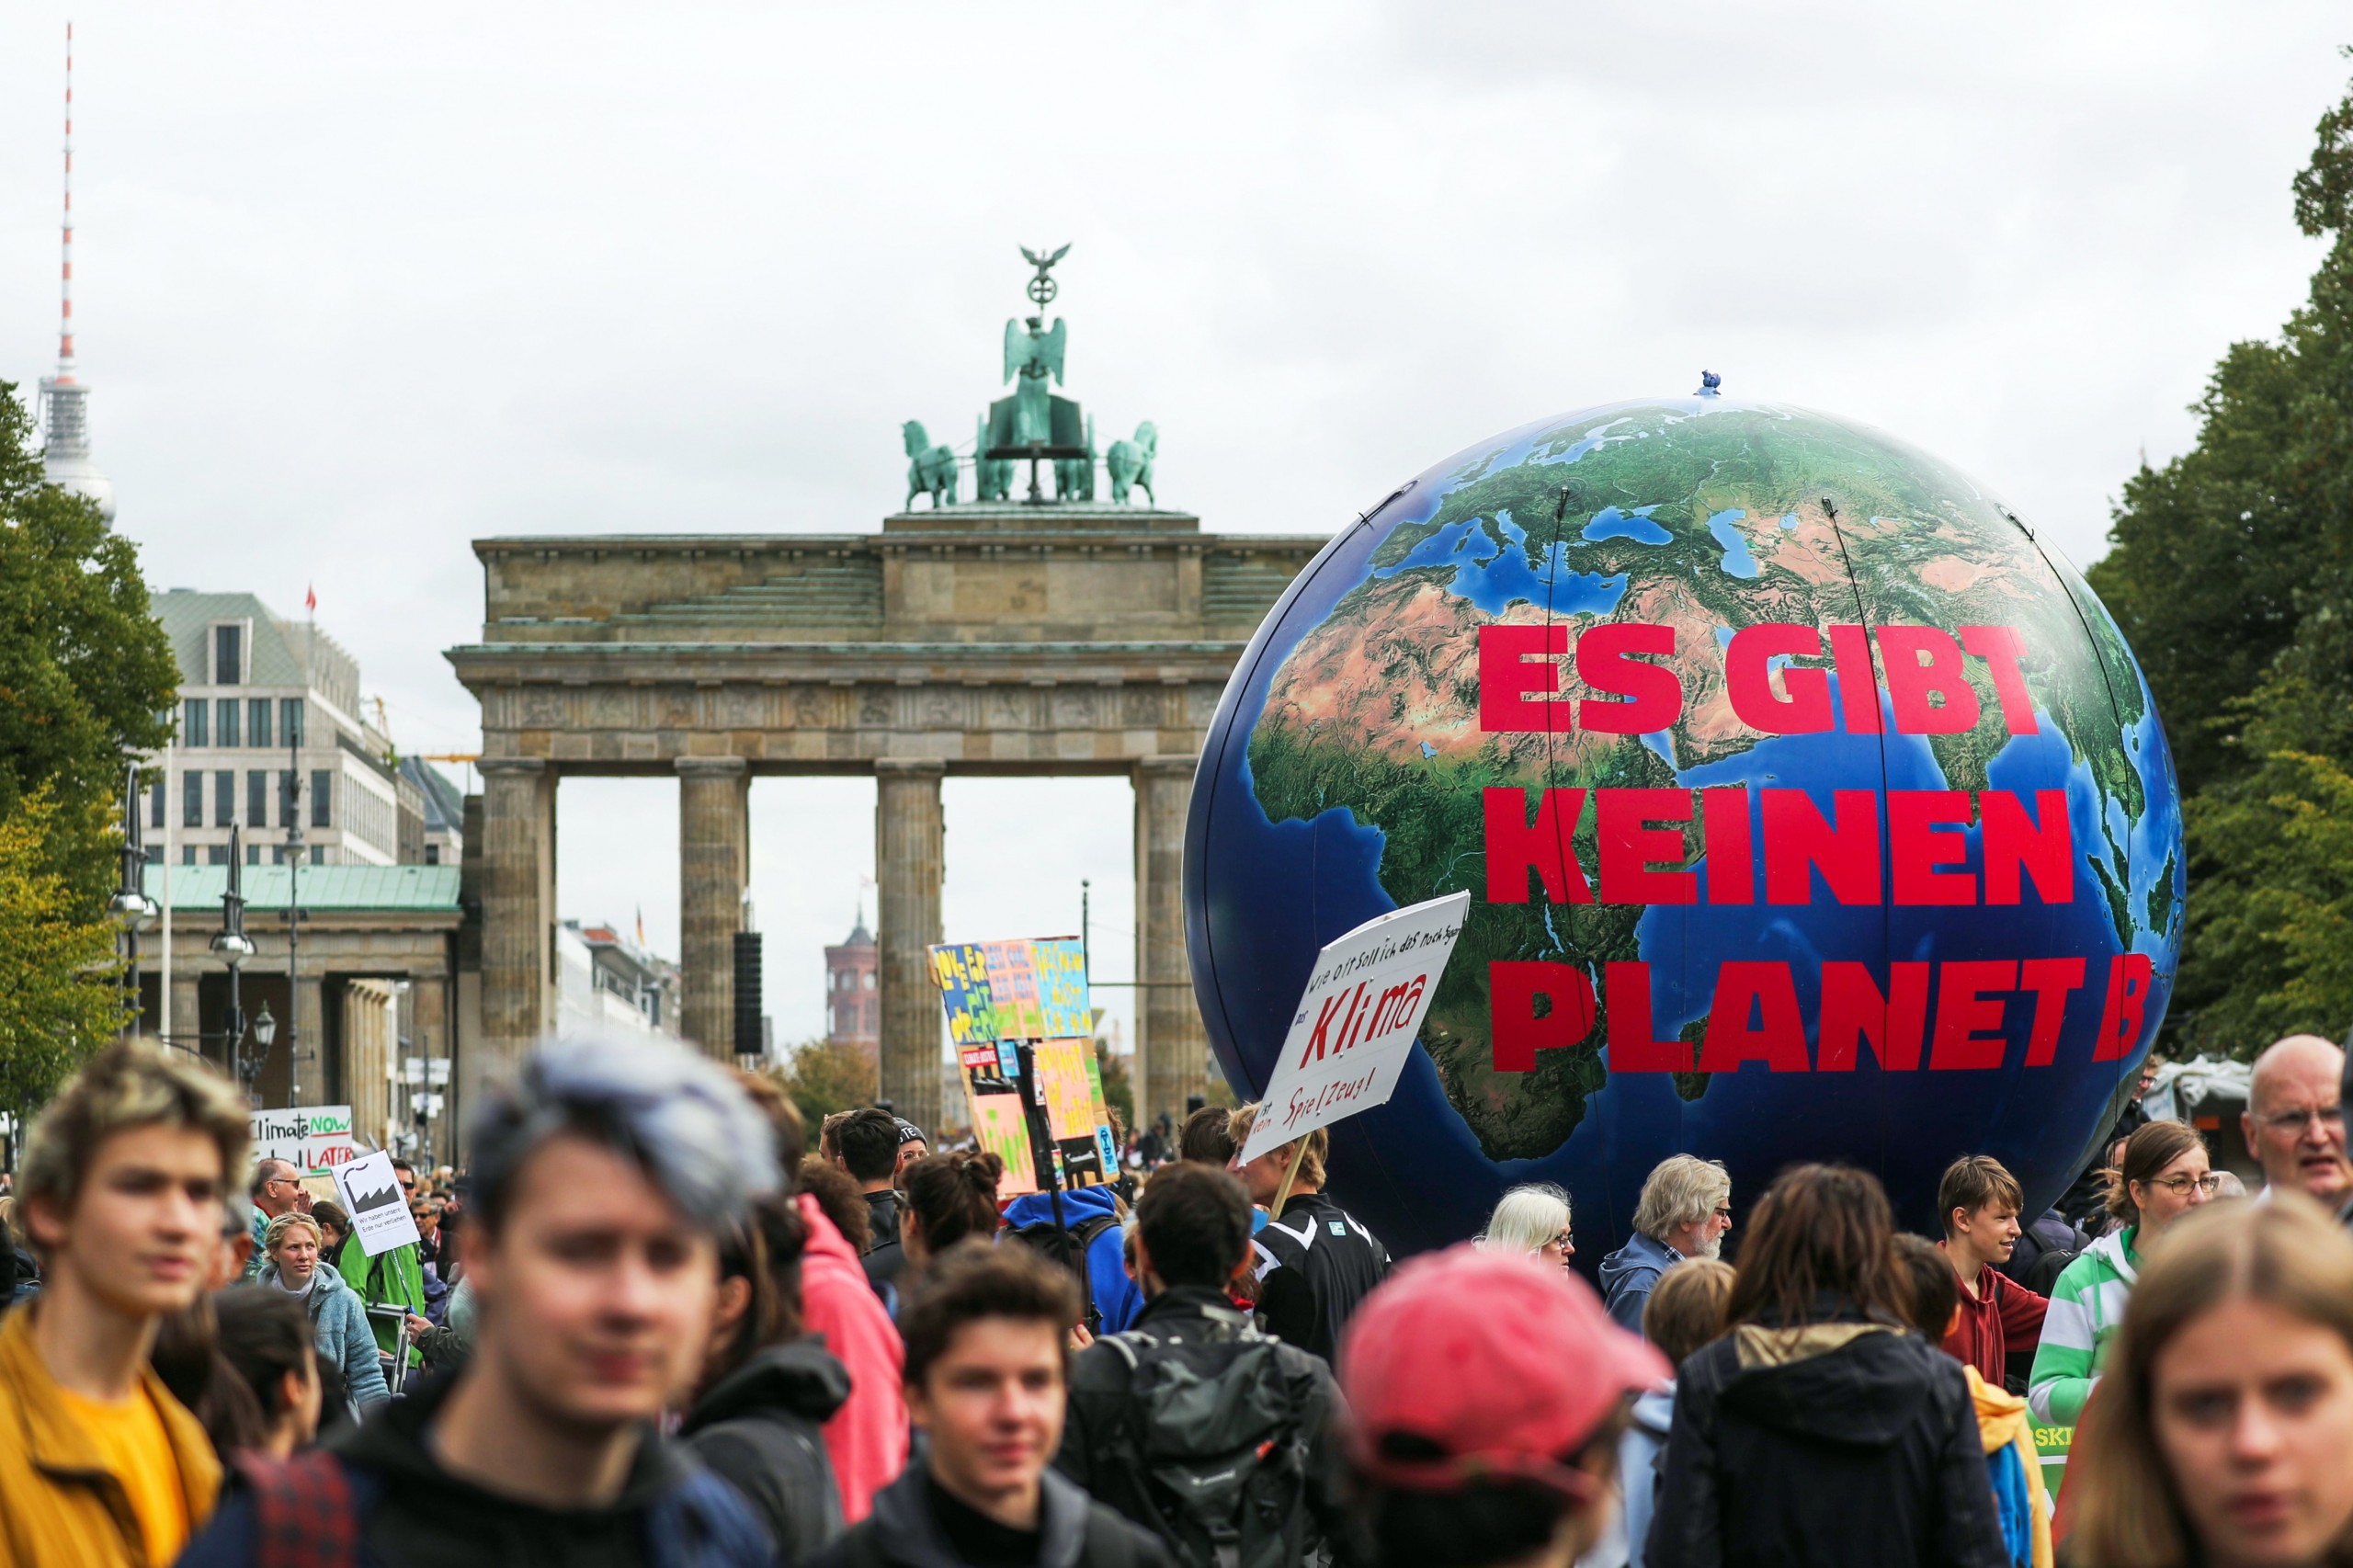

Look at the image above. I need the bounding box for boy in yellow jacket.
[0,1041,250,1567]
[1896,1234,2051,1568]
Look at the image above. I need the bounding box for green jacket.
[335,1233,426,1366]
[2026,1224,2140,1426]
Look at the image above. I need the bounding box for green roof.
[150,590,308,687]
[142,864,460,913]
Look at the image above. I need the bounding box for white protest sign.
[332,1149,422,1257]
[1238,891,1471,1165]
[249,1105,359,1176]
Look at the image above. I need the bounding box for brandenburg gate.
[446,249,1324,1132]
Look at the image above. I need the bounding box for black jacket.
[1057,1285,1343,1566]
[682,1338,851,1565]
[1648,1307,2008,1568]
[1248,1192,1389,1365]
[812,1462,1174,1568]
[862,1189,909,1300]
[177,1367,772,1568]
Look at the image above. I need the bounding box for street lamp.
[110,761,156,1031]
[213,824,261,1103]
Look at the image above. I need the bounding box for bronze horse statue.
[1106,421,1157,505]
[903,421,959,508]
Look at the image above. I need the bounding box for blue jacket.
[1001,1186,1143,1335]
[261,1258,392,1412]
[1598,1231,1682,1335]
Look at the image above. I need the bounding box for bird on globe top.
[1185,391,2185,1256]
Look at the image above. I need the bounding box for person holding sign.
[1228,1107,1390,1365]
[334,1154,430,1389]
[256,1210,391,1415]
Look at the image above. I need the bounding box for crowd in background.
[0,1027,2347,1568]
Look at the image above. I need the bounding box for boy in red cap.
[1336,1244,1668,1568]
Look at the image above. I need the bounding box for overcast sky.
[3,4,2346,1056]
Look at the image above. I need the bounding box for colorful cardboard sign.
[928,936,1116,1189]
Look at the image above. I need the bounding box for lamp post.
[108,762,157,1033]
[211,824,259,1102]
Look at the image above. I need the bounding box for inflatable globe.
[1185,395,2184,1257]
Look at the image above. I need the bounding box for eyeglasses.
[2147,1173,2223,1197]
[1711,1206,1734,1221]
[2256,1105,2347,1136]
[1543,1232,1574,1251]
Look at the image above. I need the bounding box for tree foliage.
[776,1037,880,1129]
[0,788,131,1127]
[2092,58,2353,1054]
[0,380,177,915]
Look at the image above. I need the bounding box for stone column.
[875,760,946,1131]
[479,758,556,1075]
[677,757,750,1061]
[408,971,449,1167]
[1134,756,1208,1133]
[169,968,203,1065]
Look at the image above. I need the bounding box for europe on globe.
[1185,392,2185,1256]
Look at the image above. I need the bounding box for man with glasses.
[244,1157,311,1282]
[1599,1153,1733,1335]
[2240,1034,2350,1208]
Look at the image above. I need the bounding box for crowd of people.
[0,1028,2348,1568]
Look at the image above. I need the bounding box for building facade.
[556,919,685,1043]
[147,590,408,868]
[824,912,879,1053]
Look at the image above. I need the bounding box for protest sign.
[980,940,1046,1041]
[249,1105,359,1176]
[930,944,1000,1044]
[332,1150,423,1257]
[970,1094,1041,1196]
[1237,891,1472,1166]
[930,934,1113,1190]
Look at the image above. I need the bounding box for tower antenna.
[39,21,113,520]
[59,21,75,378]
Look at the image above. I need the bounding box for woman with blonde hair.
[256,1210,390,1413]
[2029,1120,2217,1427]
[2067,1196,2353,1568]
[1476,1183,1575,1272]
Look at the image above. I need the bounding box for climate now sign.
[249,1105,358,1175]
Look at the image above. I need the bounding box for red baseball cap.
[1338,1244,1670,1498]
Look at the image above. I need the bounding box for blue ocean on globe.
[1185,396,2185,1257]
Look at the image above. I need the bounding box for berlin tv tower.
[40,21,115,522]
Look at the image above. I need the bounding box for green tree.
[0,788,131,1129]
[0,380,177,915]
[776,1038,879,1129]
[2096,54,2353,1052]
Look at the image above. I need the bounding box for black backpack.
[1096,1309,1315,1568]
[1009,1212,1120,1328]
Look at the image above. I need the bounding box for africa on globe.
[1184,391,2185,1256]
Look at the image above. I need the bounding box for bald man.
[2241,1034,2350,1207]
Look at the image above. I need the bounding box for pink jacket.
[796,1191,908,1523]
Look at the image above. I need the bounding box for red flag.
[305,584,316,613]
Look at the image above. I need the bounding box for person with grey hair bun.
[180,1035,781,1568]
[1601,1155,1733,1335]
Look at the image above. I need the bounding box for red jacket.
[1938,1244,2049,1384]
[797,1192,908,1523]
